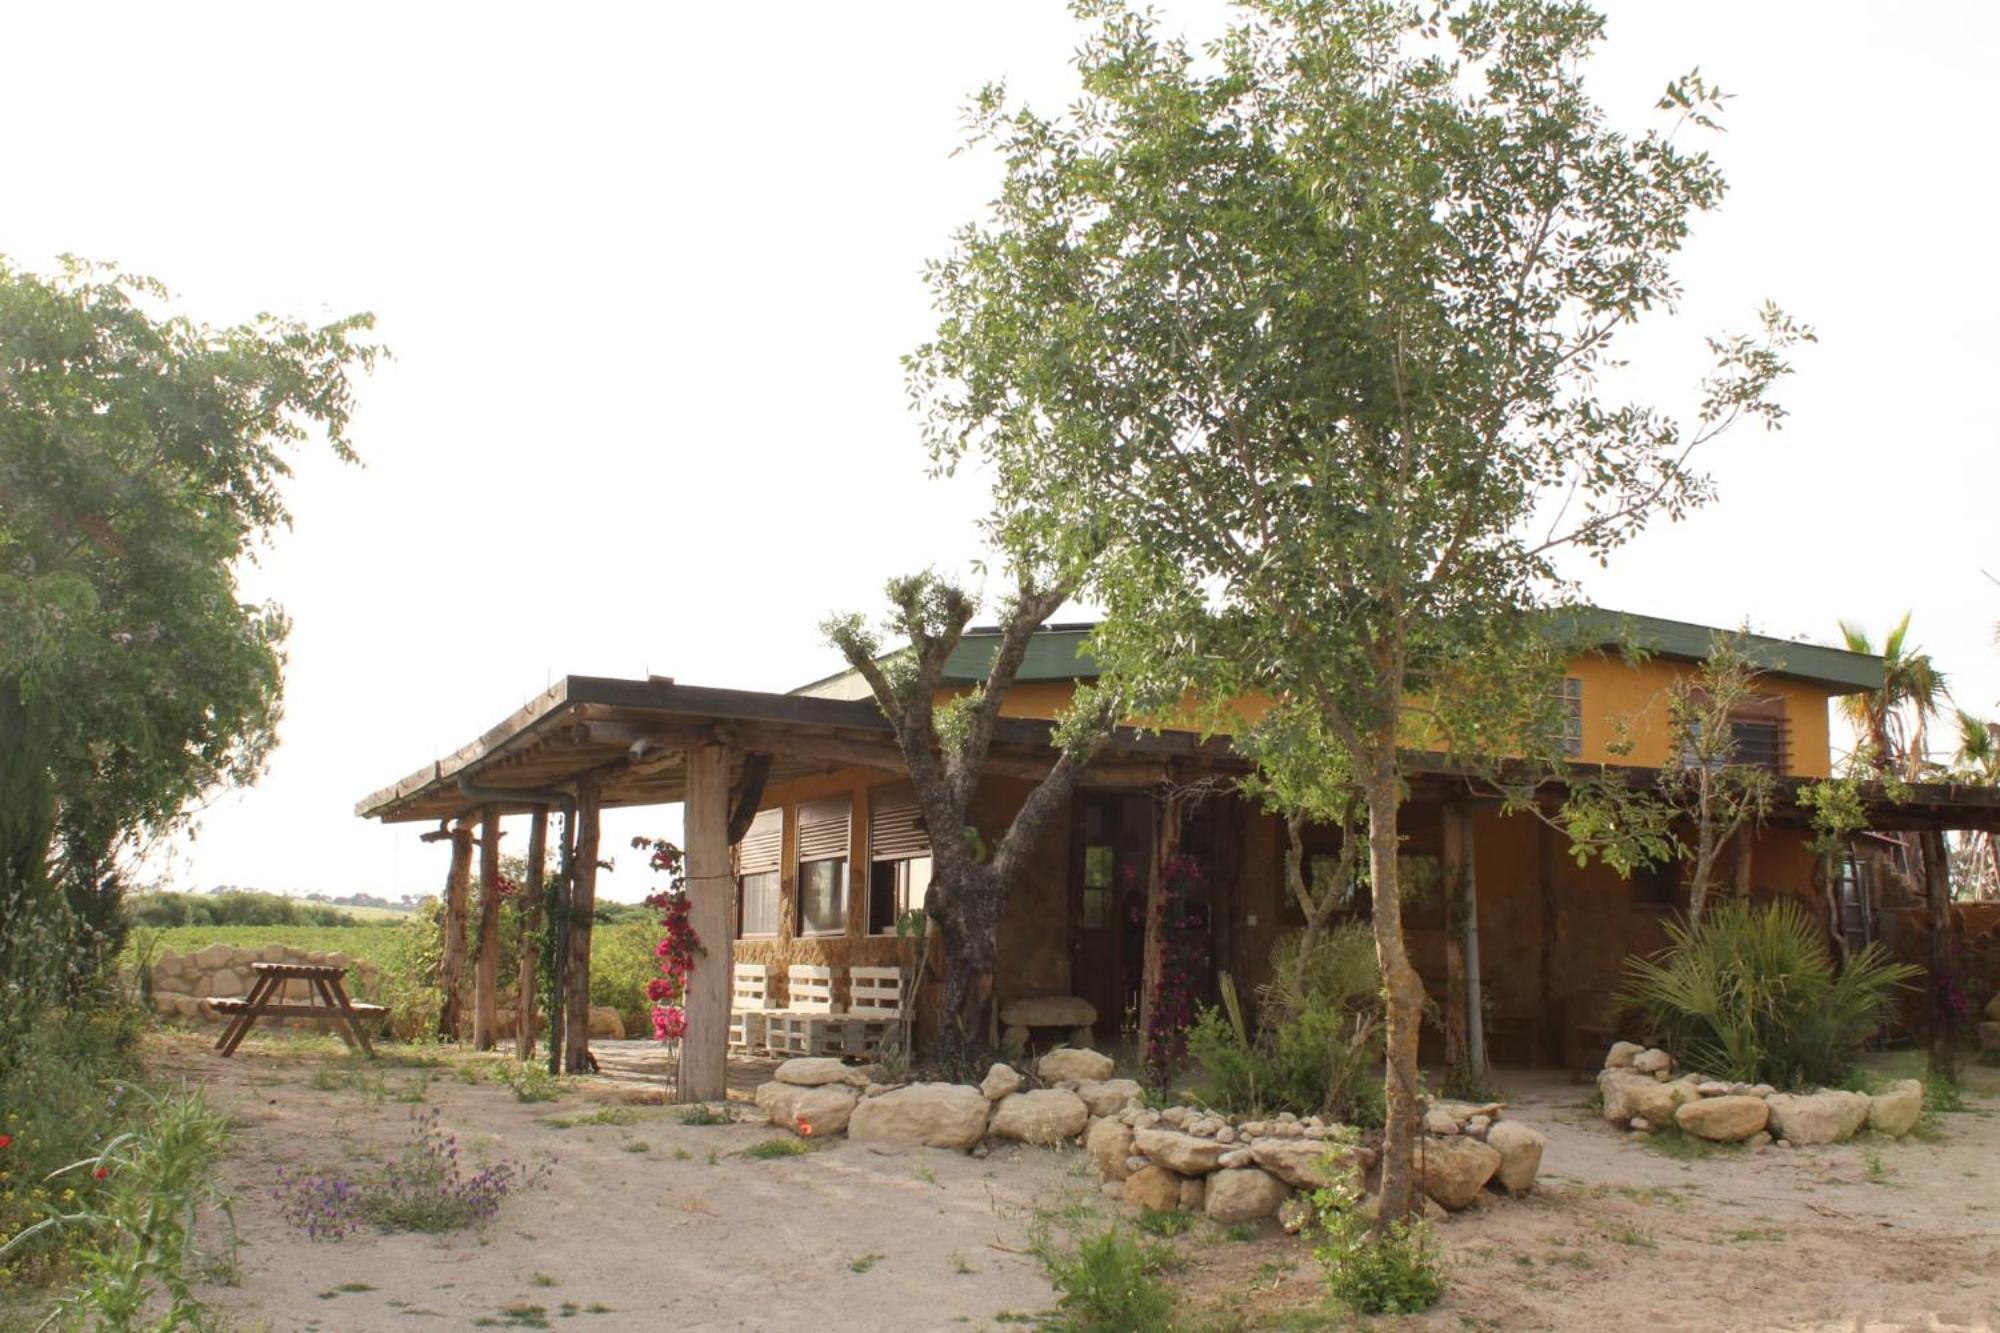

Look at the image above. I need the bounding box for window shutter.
[869,784,930,862]
[736,808,782,876]
[796,796,851,863]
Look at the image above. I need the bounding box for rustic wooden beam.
[1137,791,1183,1057]
[518,808,547,1060]
[727,753,775,845]
[439,817,475,1041]
[561,778,603,1074]
[473,807,503,1051]
[678,743,735,1104]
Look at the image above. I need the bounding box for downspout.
[456,775,577,1070]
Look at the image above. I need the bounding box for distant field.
[126,924,413,970]
[317,903,413,922]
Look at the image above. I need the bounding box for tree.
[0,258,378,994]
[909,0,1805,1222]
[1949,711,2000,899]
[825,573,1115,1072]
[1657,636,1776,922]
[1837,612,1947,781]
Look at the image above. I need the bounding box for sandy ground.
[157,1036,1075,1332]
[136,1036,2000,1332]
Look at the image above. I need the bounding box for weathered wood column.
[1137,789,1184,1056]
[1922,827,1957,1080]
[473,806,503,1050]
[1442,802,1486,1085]
[678,743,735,1103]
[438,816,475,1041]
[517,807,548,1060]
[561,778,602,1074]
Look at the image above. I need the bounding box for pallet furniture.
[762,965,908,1059]
[728,963,777,1054]
[844,966,907,1058]
[211,962,385,1058]
[763,965,840,1057]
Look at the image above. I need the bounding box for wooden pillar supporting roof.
[518,808,547,1060]
[439,816,474,1041]
[473,807,503,1051]
[677,742,735,1104]
[562,778,602,1074]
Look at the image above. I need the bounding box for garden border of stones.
[754,1044,1548,1229]
[1597,1041,1924,1148]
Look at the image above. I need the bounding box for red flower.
[94,1166,108,1180]
[0,1134,12,1150]
[797,1118,814,1137]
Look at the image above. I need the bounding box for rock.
[1001,995,1099,1028]
[1101,1180,1125,1199]
[1001,1025,1029,1054]
[193,943,233,971]
[776,1057,869,1088]
[1205,1167,1292,1224]
[1465,1115,1492,1139]
[1087,1118,1136,1180]
[1161,1106,1192,1128]
[1038,1047,1115,1084]
[209,968,244,997]
[1632,1048,1672,1074]
[1218,1148,1254,1169]
[1125,1155,1151,1176]
[1750,1084,1776,1098]
[1215,1125,1238,1145]
[847,1082,992,1151]
[1867,1079,1923,1138]
[1240,1121,1267,1137]
[1776,1138,1793,1149]
[1598,1069,1701,1128]
[1071,1026,1097,1048]
[1764,1090,1871,1146]
[980,1063,1025,1101]
[1123,1164,1185,1212]
[990,1089,1090,1145]
[1423,1107,1461,1136]
[1435,1100,1504,1123]
[1249,1138,1370,1192]
[1629,1117,1652,1133]
[1420,1136,1501,1211]
[1696,1081,1730,1097]
[1484,1121,1544,1194]
[1278,1196,1314,1234]
[1178,1176,1206,1212]
[1675,1095,1770,1142]
[1133,1126,1226,1175]
[1076,1078,1142,1118]
[1605,1040,1645,1069]
[754,1080,860,1136]
[1747,1131,1772,1148]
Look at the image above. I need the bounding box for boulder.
[1598,1069,1701,1128]
[1204,1167,1291,1224]
[1605,1040,1645,1069]
[1071,1026,1097,1048]
[1038,1047,1115,1084]
[755,1080,860,1136]
[1001,1026,1030,1054]
[193,943,233,971]
[1178,1176,1206,1212]
[1087,1117,1136,1180]
[1122,1164,1185,1212]
[979,1063,1025,1101]
[150,966,190,995]
[1867,1079,1923,1139]
[209,968,244,998]
[776,1057,869,1088]
[1764,1090,1870,1146]
[1632,1048,1673,1074]
[989,1089,1090,1145]
[1249,1138,1369,1192]
[1001,995,1099,1028]
[1674,1095,1770,1143]
[1484,1121,1545,1194]
[848,1082,992,1151]
[1423,1107,1460,1136]
[1076,1079,1143,1118]
[1133,1126,1226,1175]
[588,1007,625,1040]
[1419,1136,1501,1211]
[1277,1196,1313,1234]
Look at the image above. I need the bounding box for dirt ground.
[150,1036,2000,1331]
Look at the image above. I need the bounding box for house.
[356,608,2000,1090]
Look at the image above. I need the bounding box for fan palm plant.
[1837,613,1949,779]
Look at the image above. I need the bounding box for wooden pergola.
[356,674,1226,1101]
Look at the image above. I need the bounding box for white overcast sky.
[8,2,1997,904]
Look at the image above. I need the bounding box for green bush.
[1311,1181,1445,1315]
[1620,900,1919,1090]
[589,921,658,1038]
[1039,1227,1174,1332]
[126,889,378,929]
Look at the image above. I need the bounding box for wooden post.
[1442,802,1470,1085]
[1922,827,1957,1081]
[562,778,602,1074]
[518,807,548,1059]
[1137,789,1183,1059]
[438,816,475,1041]
[1537,816,1557,1072]
[473,806,502,1051]
[678,743,735,1103]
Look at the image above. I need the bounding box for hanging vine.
[632,836,701,1043]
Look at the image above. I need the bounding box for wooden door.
[1069,793,1153,1044]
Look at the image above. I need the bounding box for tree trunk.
[473,806,501,1051]
[1442,802,1469,1088]
[438,818,474,1041]
[677,743,735,1103]
[931,860,1002,1073]
[518,808,547,1059]
[561,779,602,1074]
[1922,827,1957,1083]
[1364,760,1426,1228]
[1138,791,1182,1073]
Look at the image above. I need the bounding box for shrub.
[1311,1180,1445,1316]
[1039,1227,1175,1332]
[357,1106,549,1233]
[589,921,658,1038]
[1619,900,1919,1090]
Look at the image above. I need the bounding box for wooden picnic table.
[211,962,386,1058]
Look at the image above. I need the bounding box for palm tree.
[1837,612,1949,781]
[1951,710,2000,899]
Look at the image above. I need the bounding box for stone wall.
[145,944,383,1025]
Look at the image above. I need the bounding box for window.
[796,795,851,935]
[1728,716,1785,772]
[1558,677,1583,758]
[868,784,932,934]
[1080,844,1115,927]
[736,808,781,938]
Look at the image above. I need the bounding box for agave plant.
[1619,900,1918,1089]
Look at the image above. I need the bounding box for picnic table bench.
[212,962,386,1058]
